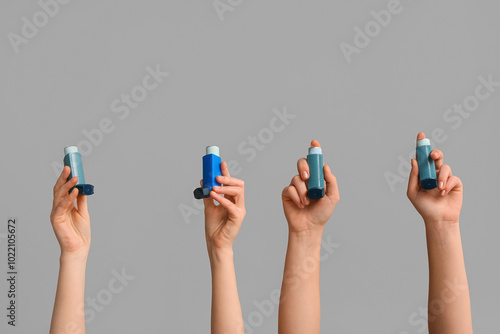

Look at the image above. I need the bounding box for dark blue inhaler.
[63,146,94,195]
[416,138,438,190]
[194,146,222,199]
[307,146,325,200]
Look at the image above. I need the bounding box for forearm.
[50,253,87,334]
[278,228,323,334]
[425,221,472,334]
[209,247,244,334]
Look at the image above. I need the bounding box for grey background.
[1,0,499,333]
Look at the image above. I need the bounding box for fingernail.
[441,190,446,196]
[302,171,308,179]
[439,181,444,189]
[303,197,309,205]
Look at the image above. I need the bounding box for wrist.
[424,219,461,242]
[288,227,324,248]
[207,245,234,265]
[424,219,460,232]
[60,249,89,264]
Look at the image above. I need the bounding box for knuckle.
[282,186,290,196]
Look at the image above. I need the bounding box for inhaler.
[307,146,325,200]
[63,146,94,195]
[416,138,438,190]
[194,146,222,199]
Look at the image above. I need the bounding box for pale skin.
[202,161,246,334]
[50,166,90,334]
[278,140,340,334]
[407,132,472,334]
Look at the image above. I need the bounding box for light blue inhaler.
[194,146,222,199]
[63,146,94,195]
[307,146,325,200]
[416,138,438,190]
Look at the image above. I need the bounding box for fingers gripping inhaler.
[416,138,438,190]
[63,146,94,195]
[194,146,222,199]
[307,146,325,200]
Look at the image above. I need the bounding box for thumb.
[200,179,216,211]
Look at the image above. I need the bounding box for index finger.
[430,149,444,170]
[297,158,309,180]
[298,140,321,180]
[220,161,230,178]
[324,164,339,199]
[53,166,71,194]
[216,175,244,187]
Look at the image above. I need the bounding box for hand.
[407,132,463,225]
[282,140,340,234]
[203,161,246,251]
[50,166,91,258]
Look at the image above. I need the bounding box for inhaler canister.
[194,146,222,199]
[63,146,94,195]
[416,139,438,190]
[307,146,325,200]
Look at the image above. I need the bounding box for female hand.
[203,161,246,251]
[407,132,463,225]
[50,166,91,258]
[282,140,340,234]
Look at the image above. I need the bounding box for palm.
[52,206,90,253]
[205,203,239,248]
[283,195,336,232]
[412,188,462,223]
